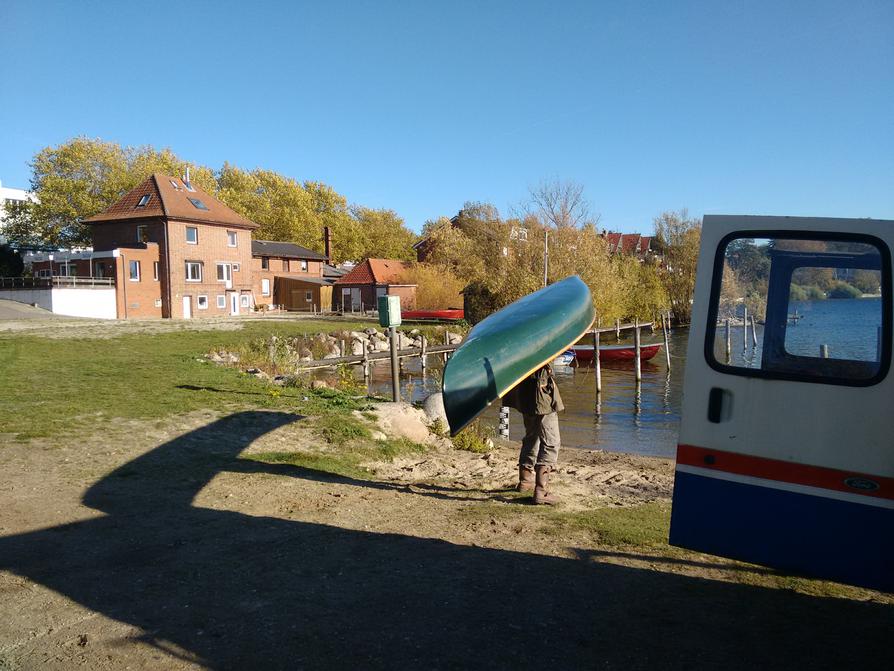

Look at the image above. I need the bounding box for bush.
[452,420,494,453]
[805,285,826,300]
[827,281,861,299]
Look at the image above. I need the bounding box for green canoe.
[442,275,595,436]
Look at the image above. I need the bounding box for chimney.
[323,226,332,263]
[184,167,192,190]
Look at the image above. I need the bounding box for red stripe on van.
[676,444,894,501]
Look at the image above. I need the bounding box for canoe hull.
[572,343,662,363]
[442,276,595,435]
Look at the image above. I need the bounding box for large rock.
[446,332,463,345]
[351,340,366,356]
[368,402,438,445]
[421,392,448,428]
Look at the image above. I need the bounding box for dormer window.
[170,179,181,190]
[188,197,209,211]
[137,194,151,207]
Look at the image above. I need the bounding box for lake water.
[360,327,689,459]
[356,298,881,459]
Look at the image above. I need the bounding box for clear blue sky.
[2,1,892,234]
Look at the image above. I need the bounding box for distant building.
[602,231,655,259]
[251,239,330,311]
[0,179,38,244]
[334,258,416,311]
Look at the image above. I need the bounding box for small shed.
[275,275,333,312]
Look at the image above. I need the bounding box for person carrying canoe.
[503,364,564,505]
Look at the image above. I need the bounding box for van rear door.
[669,215,894,592]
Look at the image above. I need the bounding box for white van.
[670,215,892,592]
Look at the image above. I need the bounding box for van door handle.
[708,387,727,423]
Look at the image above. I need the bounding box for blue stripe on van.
[669,471,894,593]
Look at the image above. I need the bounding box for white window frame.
[153,261,159,281]
[305,291,313,302]
[186,226,198,244]
[197,295,209,310]
[216,295,226,309]
[136,225,149,242]
[300,260,308,272]
[129,260,140,281]
[240,294,251,308]
[233,263,240,272]
[185,261,203,282]
[227,230,237,247]
[216,263,233,286]
[261,278,271,296]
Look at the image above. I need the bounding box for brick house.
[334,258,416,311]
[603,231,654,258]
[251,240,332,311]
[82,173,259,318]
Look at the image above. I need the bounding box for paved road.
[0,298,58,320]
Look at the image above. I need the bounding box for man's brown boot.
[533,465,560,505]
[516,466,535,492]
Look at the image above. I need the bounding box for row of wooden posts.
[499,312,675,438]
[722,307,759,359]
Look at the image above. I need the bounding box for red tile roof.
[335,258,411,285]
[84,174,258,229]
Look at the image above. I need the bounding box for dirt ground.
[1,406,891,670]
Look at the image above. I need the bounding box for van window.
[707,233,889,385]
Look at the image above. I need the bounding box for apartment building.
[83,173,258,318]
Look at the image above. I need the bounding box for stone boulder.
[421,392,448,428]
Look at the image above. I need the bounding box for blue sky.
[2,1,892,234]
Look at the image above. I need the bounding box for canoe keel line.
[442,276,595,436]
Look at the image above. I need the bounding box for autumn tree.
[350,206,417,261]
[654,209,701,323]
[6,138,214,247]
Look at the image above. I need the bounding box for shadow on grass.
[0,411,889,669]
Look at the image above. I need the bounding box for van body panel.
[670,215,894,592]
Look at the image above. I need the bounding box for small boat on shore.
[571,343,662,363]
[401,308,465,321]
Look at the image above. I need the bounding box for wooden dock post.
[593,329,602,395]
[420,335,427,370]
[443,331,450,362]
[750,315,758,347]
[616,318,621,341]
[820,344,830,358]
[663,313,671,370]
[634,319,642,382]
[389,327,400,402]
[362,341,370,379]
[725,318,731,360]
[742,306,749,351]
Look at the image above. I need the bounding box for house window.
[216,295,226,309]
[129,260,140,281]
[136,225,149,242]
[240,294,250,308]
[261,278,271,296]
[305,291,313,302]
[216,263,232,282]
[300,260,308,272]
[153,261,159,281]
[261,257,269,270]
[233,263,240,272]
[188,197,209,210]
[186,226,198,244]
[197,295,209,310]
[137,194,151,207]
[185,261,203,282]
[227,231,237,247]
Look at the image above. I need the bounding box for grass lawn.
[0,319,377,441]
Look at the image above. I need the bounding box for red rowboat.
[571,343,662,363]
[401,309,464,321]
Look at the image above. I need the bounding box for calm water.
[715,297,882,368]
[345,298,882,459]
[351,327,690,459]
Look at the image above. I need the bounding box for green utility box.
[378,295,402,328]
